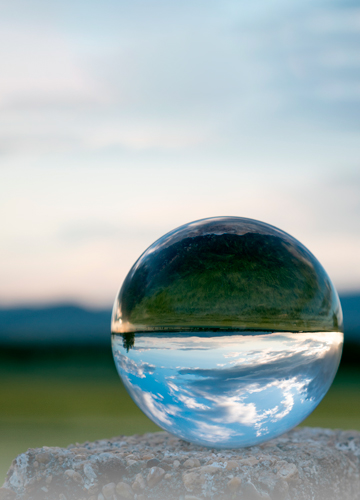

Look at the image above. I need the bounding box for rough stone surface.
[3,427,360,500]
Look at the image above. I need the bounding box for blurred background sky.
[1,0,360,308]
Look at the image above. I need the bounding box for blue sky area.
[1,0,359,306]
[113,332,343,446]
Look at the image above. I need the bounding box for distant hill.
[340,293,360,343]
[0,305,111,346]
[0,293,359,346]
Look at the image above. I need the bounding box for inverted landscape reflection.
[112,331,343,448]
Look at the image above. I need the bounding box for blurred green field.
[1,348,360,484]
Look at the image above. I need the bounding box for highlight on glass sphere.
[111,217,343,448]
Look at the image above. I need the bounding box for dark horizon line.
[1,290,360,312]
[0,302,113,312]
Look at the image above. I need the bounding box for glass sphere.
[111,217,343,448]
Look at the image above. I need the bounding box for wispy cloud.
[113,332,343,446]
[0,0,359,305]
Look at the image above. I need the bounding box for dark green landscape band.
[112,218,343,334]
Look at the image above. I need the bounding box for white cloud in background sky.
[1,0,359,306]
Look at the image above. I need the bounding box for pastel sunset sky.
[1,0,360,307]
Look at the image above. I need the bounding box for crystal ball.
[111,217,343,448]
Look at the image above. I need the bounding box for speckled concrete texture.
[2,427,360,500]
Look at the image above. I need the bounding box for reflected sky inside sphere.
[112,331,343,448]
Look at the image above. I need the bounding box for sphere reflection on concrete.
[111,217,343,448]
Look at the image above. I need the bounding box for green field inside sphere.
[112,217,342,334]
